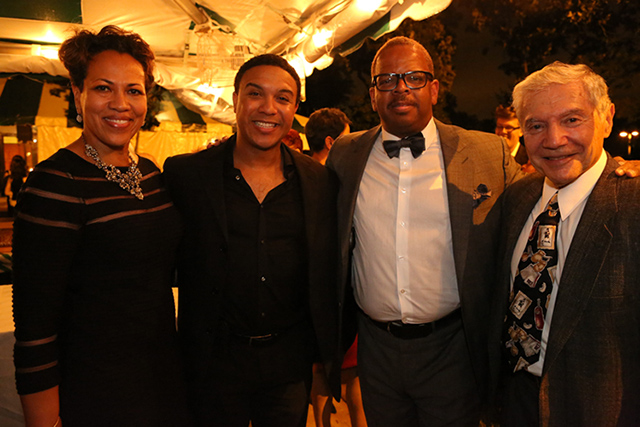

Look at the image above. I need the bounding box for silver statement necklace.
[83,136,144,200]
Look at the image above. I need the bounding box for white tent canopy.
[0,0,451,125]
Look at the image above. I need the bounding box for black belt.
[366,308,462,339]
[231,332,279,347]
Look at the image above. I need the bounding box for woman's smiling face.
[73,50,147,152]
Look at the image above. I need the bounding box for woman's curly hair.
[58,25,155,92]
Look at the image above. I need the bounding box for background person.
[282,128,304,152]
[495,104,527,165]
[12,26,189,427]
[495,104,536,173]
[305,107,365,427]
[2,155,27,216]
[306,108,351,165]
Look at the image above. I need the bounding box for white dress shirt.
[352,118,459,323]
[509,150,607,376]
[510,141,522,158]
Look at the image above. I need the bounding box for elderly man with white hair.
[490,61,640,426]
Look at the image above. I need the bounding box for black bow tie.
[382,133,426,158]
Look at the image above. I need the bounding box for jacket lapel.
[542,158,618,375]
[289,146,320,254]
[436,120,474,285]
[198,142,230,243]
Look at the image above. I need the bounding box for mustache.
[388,95,416,108]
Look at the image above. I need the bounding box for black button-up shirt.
[222,143,308,336]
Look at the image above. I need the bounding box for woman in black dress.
[12,26,189,427]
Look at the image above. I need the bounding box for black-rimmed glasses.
[495,125,521,133]
[371,71,434,91]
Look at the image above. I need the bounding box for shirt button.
[400,289,406,294]
[261,276,266,282]
[235,175,241,180]
[398,255,405,260]
[260,239,265,244]
[401,188,407,193]
[399,221,406,227]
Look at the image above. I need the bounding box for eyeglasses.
[371,71,434,91]
[495,125,520,133]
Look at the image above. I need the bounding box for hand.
[614,156,640,177]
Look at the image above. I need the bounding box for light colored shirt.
[510,150,607,376]
[352,118,459,323]
[510,141,522,158]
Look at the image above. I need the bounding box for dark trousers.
[501,370,541,427]
[357,311,481,427]
[189,332,314,427]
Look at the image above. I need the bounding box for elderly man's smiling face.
[522,81,614,188]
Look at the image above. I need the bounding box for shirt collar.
[541,149,607,221]
[510,141,521,158]
[224,135,295,179]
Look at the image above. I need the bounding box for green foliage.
[468,0,640,145]
[469,0,640,83]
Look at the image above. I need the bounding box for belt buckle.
[386,321,403,336]
[248,333,275,346]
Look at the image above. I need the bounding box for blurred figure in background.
[306,108,351,165]
[282,128,304,152]
[305,107,365,427]
[2,155,27,216]
[495,105,535,173]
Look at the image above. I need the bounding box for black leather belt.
[367,308,462,339]
[231,332,278,347]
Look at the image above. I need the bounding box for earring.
[76,114,83,123]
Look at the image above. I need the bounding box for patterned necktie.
[382,133,425,158]
[504,192,560,372]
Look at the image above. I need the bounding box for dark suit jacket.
[326,119,523,398]
[163,139,340,397]
[491,156,640,426]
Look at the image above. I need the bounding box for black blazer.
[163,138,341,397]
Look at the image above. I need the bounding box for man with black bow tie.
[326,36,525,426]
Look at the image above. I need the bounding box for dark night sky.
[447,14,515,121]
[441,2,640,128]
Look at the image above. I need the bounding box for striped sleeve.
[12,160,84,394]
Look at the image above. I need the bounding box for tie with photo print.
[504,192,560,372]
